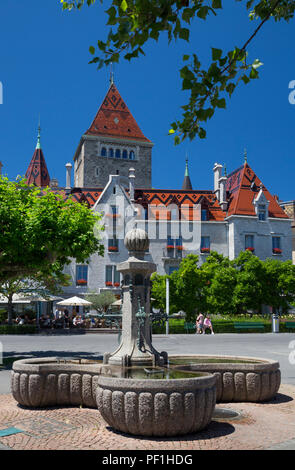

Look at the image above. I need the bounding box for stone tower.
[73,82,153,189]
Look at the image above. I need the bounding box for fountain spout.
[104,228,168,367]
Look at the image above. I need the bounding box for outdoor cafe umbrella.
[0,294,31,304]
[57,296,92,307]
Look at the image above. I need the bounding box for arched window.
[129,150,135,160]
[101,147,107,157]
[122,149,128,159]
[108,148,114,158]
[115,149,121,159]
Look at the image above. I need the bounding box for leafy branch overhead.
[60,0,295,142]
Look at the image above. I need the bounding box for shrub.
[0,325,37,335]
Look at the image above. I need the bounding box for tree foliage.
[0,176,104,282]
[85,290,117,312]
[151,250,295,319]
[0,176,104,322]
[61,0,295,142]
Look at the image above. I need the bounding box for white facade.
[62,173,292,298]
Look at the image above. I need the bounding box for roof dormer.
[253,184,270,221]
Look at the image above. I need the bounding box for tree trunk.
[7,294,13,325]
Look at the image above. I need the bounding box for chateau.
[22,81,292,298]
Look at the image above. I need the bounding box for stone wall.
[74,136,152,189]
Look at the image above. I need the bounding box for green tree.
[61,0,295,142]
[171,254,201,319]
[85,290,117,313]
[262,258,295,315]
[0,176,104,323]
[151,272,179,313]
[231,251,265,314]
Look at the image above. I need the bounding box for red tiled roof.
[51,188,103,208]
[226,162,288,218]
[25,148,50,187]
[134,189,226,221]
[85,83,150,143]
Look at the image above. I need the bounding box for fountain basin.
[11,357,104,408]
[96,372,216,436]
[169,355,281,402]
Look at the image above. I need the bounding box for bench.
[285,322,295,331]
[184,322,196,333]
[234,322,265,332]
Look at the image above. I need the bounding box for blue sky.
[0,0,294,201]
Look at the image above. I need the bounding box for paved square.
[0,385,295,450]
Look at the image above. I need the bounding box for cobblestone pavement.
[0,384,295,450]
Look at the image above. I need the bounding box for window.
[129,150,135,160]
[201,209,208,221]
[108,148,114,158]
[105,265,113,286]
[76,265,88,286]
[105,265,121,287]
[101,147,107,157]
[108,237,119,252]
[245,235,254,252]
[176,236,183,249]
[258,204,266,221]
[95,167,99,177]
[113,267,120,287]
[272,237,282,254]
[167,236,174,249]
[111,205,118,215]
[115,149,121,159]
[122,149,128,159]
[201,236,210,253]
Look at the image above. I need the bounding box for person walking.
[196,313,204,334]
[203,315,214,335]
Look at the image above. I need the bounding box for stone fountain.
[103,228,167,367]
[11,228,281,437]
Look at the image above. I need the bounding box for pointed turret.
[25,124,50,187]
[85,82,150,143]
[182,158,193,190]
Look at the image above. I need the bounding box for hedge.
[152,318,295,334]
[0,325,37,335]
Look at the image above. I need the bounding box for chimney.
[0,161,3,176]
[213,163,223,200]
[129,167,135,202]
[65,163,72,190]
[219,176,228,211]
